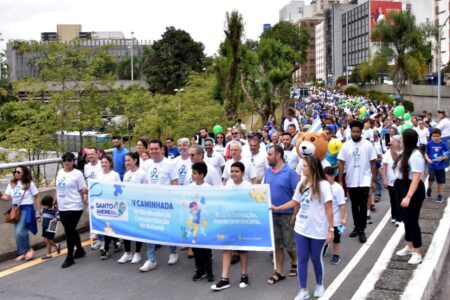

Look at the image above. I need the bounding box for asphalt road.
[0,192,395,300]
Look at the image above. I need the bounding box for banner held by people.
[88,181,274,251]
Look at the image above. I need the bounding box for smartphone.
[47,220,58,233]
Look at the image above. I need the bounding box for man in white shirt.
[224,128,251,160]
[249,137,268,183]
[188,144,222,186]
[222,141,257,185]
[203,138,225,176]
[84,147,102,180]
[281,133,299,171]
[415,120,429,152]
[283,107,300,132]
[140,140,179,272]
[338,120,377,244]
[173,138,192,186]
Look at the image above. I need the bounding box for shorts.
[428,168,445,184]
[272,213,296,251]
[333,226,341,244]
[42,228,55,240]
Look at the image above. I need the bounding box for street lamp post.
[130,31,134,81]
[438,16,450,111]
[174,88,184,112]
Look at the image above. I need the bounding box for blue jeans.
[146,243,177,262]
[376,170,382,196]
[15,209,30,255]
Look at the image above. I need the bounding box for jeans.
[59,210,83,259]
[376,170,382,197]
[15,209,30,255]
[146,243,177,262]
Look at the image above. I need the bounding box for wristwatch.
[329,227,335,232]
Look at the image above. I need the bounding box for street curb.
[401,197,450,300]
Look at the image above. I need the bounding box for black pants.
[394,179,425,248]
[124,240,142,253]
[59,210,83,259]
[103,236,119,252]
[388,186,402,222]
[192,248,213,275]
[347,187,370,233]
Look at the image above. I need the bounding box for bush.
[344,86,359,96]
[403,100,414,113]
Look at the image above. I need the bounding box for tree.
[372,11,430,95]
[0,49,8,80]
[116,56,140,80]
[349,66,361,84]
[142,27,205,94]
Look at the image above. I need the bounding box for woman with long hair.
[214,132,226,157]
[394,129,426,265]
[0,166,40,261]
[272,156,334,299]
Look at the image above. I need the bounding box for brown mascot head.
[295,131,328,161]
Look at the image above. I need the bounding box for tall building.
[57,24,82,42]
[315,22,326,81]
[296,17,323,82]
[434,0,450,71]
[279,1,313,22]
[311,0,351,16]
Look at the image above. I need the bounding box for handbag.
[4,187,27,224]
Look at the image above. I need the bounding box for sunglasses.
[63,158,73,162]
[216,136,224,139]
[13,171,23,175]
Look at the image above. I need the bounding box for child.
[211,161,250,291]
[324,167,346,265]
[425,128,449,203]
[40,195,61,259]
[189,162,214,282]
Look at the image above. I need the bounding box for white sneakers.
[131,253,142,264]
[168,253,179,265]
[91,240,103,250]
[396,246,414,256]
[117,252,133,264]
[313,284,325,297]
[139,260,158,272]
[294,289,310,300]
[408,253,422,265]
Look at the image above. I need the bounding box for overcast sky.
[0,0,311,56]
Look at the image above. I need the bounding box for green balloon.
[400,124,406,133]
[393,105,405,118]
[403,113,411,121]
[212,124,223,134]
[359,113,365,120]
[389,94,395,99]
[404,123,413,129]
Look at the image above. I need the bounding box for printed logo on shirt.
[149,168,159,184]
[299,189,311,220]
[56,177,66,187]
[87,171,96,179]
[91,199,128,221]
[352,148,361,168]
[178,165,186,184]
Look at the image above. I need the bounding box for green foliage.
[142,27,205,94]
[403,100,414,113]
[349,66,361,84]
[335,76,346,86]
[344,86,359,96]
[116,56,140,80]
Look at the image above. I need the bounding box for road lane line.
[321,209,392,300]
[0,240,91,279]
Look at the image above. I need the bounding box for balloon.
[403,113,411,121]
[404,123,413,129]
[328,138,343,155]
[389,94,394,99]
[212,124,223,134]
[393,101,397,106]
[359,107,367,114]
[359,113,365,120]
[393,105,405,118]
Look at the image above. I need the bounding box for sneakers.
[436,195,444,203]
[61,257,75,268]
[294,289,310,300]
[314,284,325,297]
[396,245,414,256]
[427,187,432,198]
[391,218,396,224]
[168,253,179,265]
[331,255,341,265]
[211,278,230,291]
[207,273,215,282]
[367,215,373,224]
[91,240,102,250]
[192,272,206,281]
[395,221,402,227]
[375,195,381,202]
[349,230,359,238]
[239,274,249,288]
[139,260,157,272]
[117,252,133,263]
[408,253,422,265]
[100,250,109,260]
[41,254,52,260]
[359,232,367,243]
[131,253,142,264]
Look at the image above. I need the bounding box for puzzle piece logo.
[250,189,268,203]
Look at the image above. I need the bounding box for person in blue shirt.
[112,135,128,180]
[425,128,449,202]
[264,145,299,285]
[165,137,180,159]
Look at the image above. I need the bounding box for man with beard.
[203,138,225,176]
[264,145,299,284]
[338,121,377,243]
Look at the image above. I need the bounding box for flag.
[307,116,322,133]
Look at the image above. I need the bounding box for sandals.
[289,264,298,277]
[267,272,286,285]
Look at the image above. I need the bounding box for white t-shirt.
[5,180,39,206]
[222,158,257,183]
[293,180,333,239]
[284,148,300,170]
[186,163,223,186]
[189,182,211,187]
[382,150,396,187]
[337,139,377,187]
[145,157,178,185]
[56,169,86,211]
[331,182,346,227]
[204,151,226,176]
[225,180,252,187]
[213,145,225,157]
[225,140,252,160]
[251,151,268,180]
[362,128,374,142]
[173,156,192,186]
[395,150,425,180]
[123,168,147,184]
[84,161,102,180]
[415,127,429,145]
[97,170,121,183]
[283,118,300,132]
[436,118,450,138]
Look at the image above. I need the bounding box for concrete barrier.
[0,188,90,262]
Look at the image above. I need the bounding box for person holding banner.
[117,152,147,265]
[140,140,179,272]
[271,156,334,299]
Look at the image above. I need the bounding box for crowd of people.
[1,87,448,299]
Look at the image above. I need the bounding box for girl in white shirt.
[272,156,334,299]
[382,135,402,226]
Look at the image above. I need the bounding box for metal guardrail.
[0,158,63,171]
